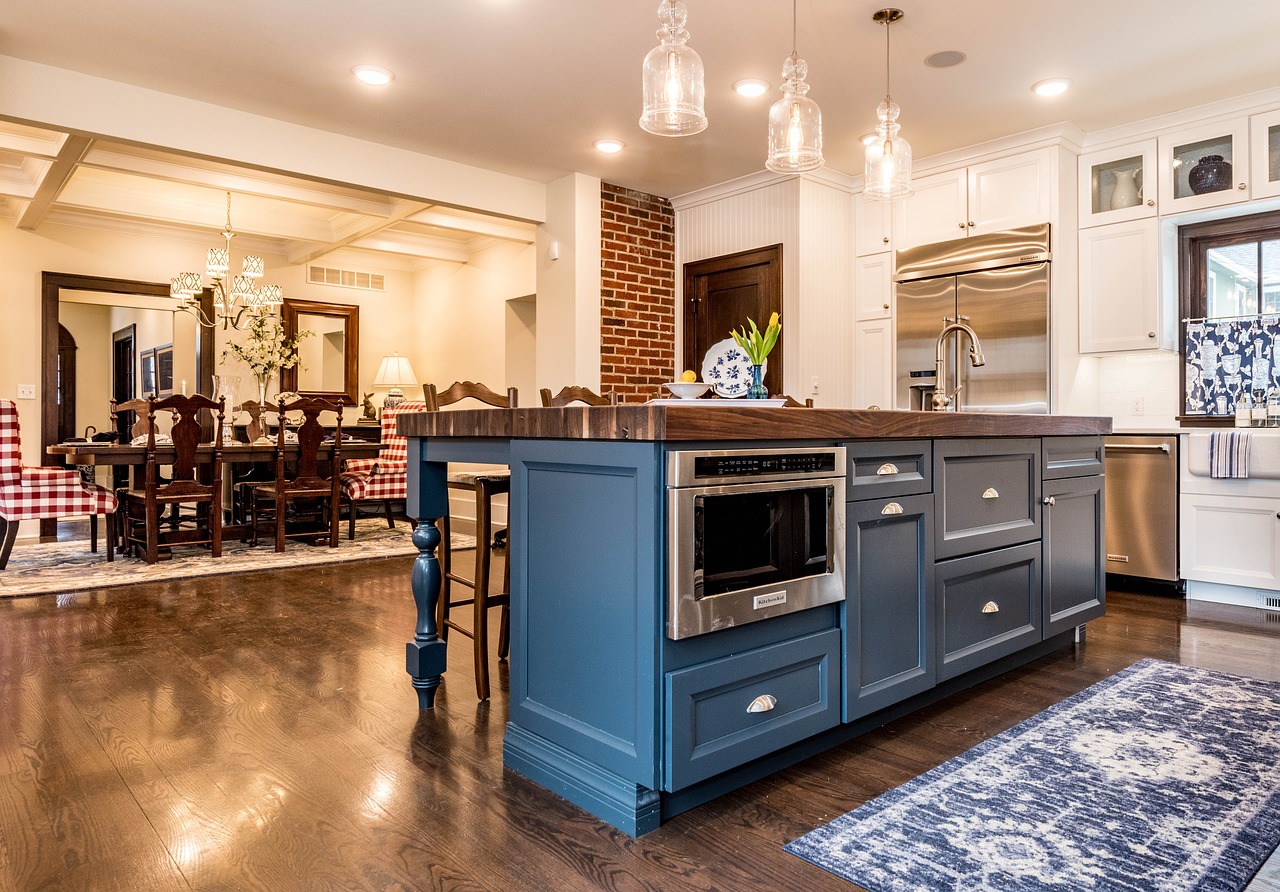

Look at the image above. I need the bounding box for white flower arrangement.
[222,314,312,382]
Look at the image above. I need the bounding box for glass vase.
[747,363,768,399]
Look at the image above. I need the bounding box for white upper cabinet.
[854,192,897,256]
[1250,108,1280,201]
[854,254,893,322]
[898,148,1054,250]
[1157,118,1250,213]
[1078,217,1168,353]
[1078,141,1157,228]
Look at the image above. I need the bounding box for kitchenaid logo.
[754,590,788,609]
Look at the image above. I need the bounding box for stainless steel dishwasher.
[1104,434,1180,585]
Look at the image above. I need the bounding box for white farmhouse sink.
[1186,430,1280,478]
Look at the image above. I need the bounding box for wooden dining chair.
[115,394,225,564]
[423,380,517,700]
[248,396,344,553]
[539,385,617,407]
[0,398,118,569]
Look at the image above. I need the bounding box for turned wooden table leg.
[405,446,448,708]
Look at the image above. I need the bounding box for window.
[1180,209,1280,419]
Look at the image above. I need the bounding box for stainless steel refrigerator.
[894,223,1051,414]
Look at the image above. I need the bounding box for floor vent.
[308,265,385,292]
[1258,593,1280,612]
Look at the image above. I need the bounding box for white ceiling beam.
[285,200,431,266]
[17,134,91,230]
[403,208,536,243]
[348,233,470,264]
[0,122,65,158]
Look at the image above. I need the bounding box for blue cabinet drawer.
[935,438,1041,559]
[664,629,840,790]
[844,439,932,501]
[937,542,1042,681]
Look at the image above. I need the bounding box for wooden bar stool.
[424,381,518,700]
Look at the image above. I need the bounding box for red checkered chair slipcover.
[0,398,117,569]
[338,400,426,539]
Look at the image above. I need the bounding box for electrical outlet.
[16,384,35,400]
[1130,397,1144,415]
[810,376,820,394]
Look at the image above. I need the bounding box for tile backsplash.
[1098,352,1181,426]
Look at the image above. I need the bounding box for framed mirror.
[280,298,359,405]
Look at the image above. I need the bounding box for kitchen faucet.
[931,321,986,411]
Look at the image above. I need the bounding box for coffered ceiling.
[2,0,1279,269]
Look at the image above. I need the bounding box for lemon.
[680,369,697,383]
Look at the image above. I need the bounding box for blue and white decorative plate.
[701,337,766,398]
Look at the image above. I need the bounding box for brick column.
[600,183,675,404]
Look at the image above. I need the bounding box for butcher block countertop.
[397,405,1112,442]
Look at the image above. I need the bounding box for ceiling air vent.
[307,265,385,292]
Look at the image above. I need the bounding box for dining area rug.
[785,659,1280,891]
[0,518,475,598]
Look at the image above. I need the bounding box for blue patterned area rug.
[785,659,1280,891]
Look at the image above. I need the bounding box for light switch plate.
[16,384,35,399]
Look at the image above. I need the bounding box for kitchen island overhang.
[400,406,1111,835]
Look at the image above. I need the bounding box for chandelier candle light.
[171,192,284,330]
[640,0,707,136]
[864,8,913,200]
[765,0,823,173]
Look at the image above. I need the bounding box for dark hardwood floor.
[1,550,1278,890]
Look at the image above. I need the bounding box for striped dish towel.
[1209,430,1251,478]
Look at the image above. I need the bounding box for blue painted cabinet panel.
[936,541,1042,681]
[507,439,663,787]
[1042,474,1106,637]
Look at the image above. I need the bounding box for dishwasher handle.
[1104,442,1171,454]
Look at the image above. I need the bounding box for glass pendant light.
[640,0,707,137]
[864,8,913,200]
[765,0,823,173]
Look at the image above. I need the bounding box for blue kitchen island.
[399,405,1111,834]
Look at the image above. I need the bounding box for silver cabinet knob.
[883,302,890,309]
[1239,183,1247,190]
[982,487,1000,499]
[881,502,904,515]
[747,694,777,713]
[1147,331,1155,338]
[1146,199,1155,206]
[877,462,900,476]
[882,236,890,243]
[982,601,1000,614]
[968,220,975,228]
[958,222,967,230]
[1043,495,1056,506]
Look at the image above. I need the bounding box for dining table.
[47,438,384,544]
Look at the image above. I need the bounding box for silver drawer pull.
[982,487,1000,500]
[747,694,777,713]
[876,462,900,476]
[982,601,1000,614]
[1042,495,1056,507]
[881,502,904,515]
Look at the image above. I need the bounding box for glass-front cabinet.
[1078,140,1157,228]
[1157,119,1250,213]
[1250,108,1280,201]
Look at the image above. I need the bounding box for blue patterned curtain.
[1185,317,1279,415]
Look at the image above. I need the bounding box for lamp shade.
[373,354,417,388]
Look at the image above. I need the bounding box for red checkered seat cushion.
[339,400,425,502]
[0,398,117,522]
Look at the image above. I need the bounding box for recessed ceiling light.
[733,78,770,98]
[353,65,394,86]
[1031,78,1070,97]
[924,50,967,69]
[594,138,625,154]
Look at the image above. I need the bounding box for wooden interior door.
[682,244,783,397]
[56,325,77,445]
[112,325,136,442]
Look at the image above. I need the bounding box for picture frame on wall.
[155,343,174,396]
[139,349,157,397]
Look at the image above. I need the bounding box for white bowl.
[665,381,710,400]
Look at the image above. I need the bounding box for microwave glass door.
[694,485,831,598]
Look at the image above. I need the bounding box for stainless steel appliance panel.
[1104,435,1179,583]
[894,223,1051,414]
[956,262,1050,414]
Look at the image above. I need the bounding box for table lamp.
[373,354,417,409]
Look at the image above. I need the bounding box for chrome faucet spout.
[932,321,987,411]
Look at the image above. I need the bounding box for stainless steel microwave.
[666,446,846,640]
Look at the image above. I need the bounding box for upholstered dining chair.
[0,398,118,569]
[115,394,226,564]
[423,380,517,701]
[538,385,617,407]
[249,396,344,552]
[338,399,426,539]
